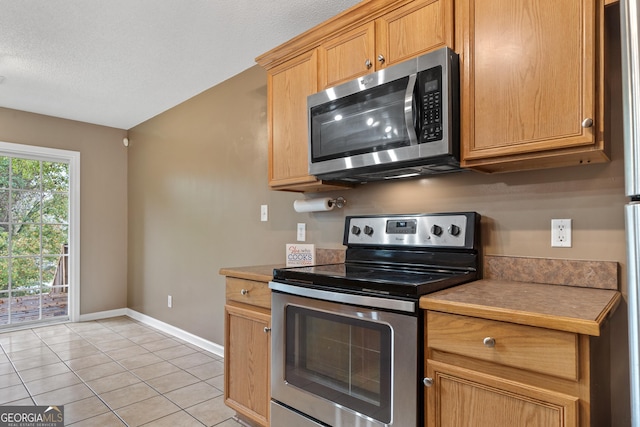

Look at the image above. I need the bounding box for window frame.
[0,141,80,323]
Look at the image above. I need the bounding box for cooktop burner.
[273,212,481,299]
[273,262,477,298]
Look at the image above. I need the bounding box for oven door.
[270,283,419,427]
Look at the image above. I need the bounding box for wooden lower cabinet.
[424,311,610,427]
[224,278,271,427]
[426,361,578,427]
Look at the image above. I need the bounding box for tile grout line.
[0,333,37,406]
[55,319,216,426]
[26,323,131,426]
[2,318,235,426]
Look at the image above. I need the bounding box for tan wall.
[127,7,629,425]
[0,108,128,314]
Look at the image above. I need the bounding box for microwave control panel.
[418,65,443,143]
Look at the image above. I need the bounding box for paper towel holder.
[330,197,347,209]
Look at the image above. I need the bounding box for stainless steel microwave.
[307,47,460,183]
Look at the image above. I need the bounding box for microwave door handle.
[404,74,419,145]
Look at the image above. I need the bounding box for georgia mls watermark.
[0,406,64,427]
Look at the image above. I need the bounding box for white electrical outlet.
[260,205,268,222]
[551,219,572,247]
[168,295,173,308]
[297,223,306,241]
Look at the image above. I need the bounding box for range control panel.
[344,212,478,249]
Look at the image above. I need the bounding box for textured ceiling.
[0,0,361,130]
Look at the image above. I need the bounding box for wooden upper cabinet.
[376,0,453,68]
[318,22,376,90]
[319,0,454,90]
[458,0,609,172]
[268,51,319,189]
[268,51,349,192]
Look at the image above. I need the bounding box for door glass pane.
[11,224,41,256]
[11,158,40,190]
[42,193,68,224]
[0,155,70,327]
[0,157,9,189]
[42,161,69,192]
[285,306,392,423]
[11,191,41,223]
[42,224,68,255]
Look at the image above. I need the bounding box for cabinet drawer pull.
[482,337,496,348]
[240,289,249,296]
[581,118,594,128]
[483,337,496,348]
[264,327,271,333]
[365,59,372,69]
[423,377,433,387]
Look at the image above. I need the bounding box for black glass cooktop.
[273,262,476,298]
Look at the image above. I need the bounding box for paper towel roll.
[293,198,334,213]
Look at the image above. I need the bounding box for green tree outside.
[0,156,69,300]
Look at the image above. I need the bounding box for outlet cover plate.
[551,219,572,247]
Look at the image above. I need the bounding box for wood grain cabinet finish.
[318,0,453,90]
[224,278,271,427]
[457,0,609,172]
[257,0,452,192]
[424,311,611,427]
[426,360,579,427]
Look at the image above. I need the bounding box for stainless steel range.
[269,212,480,427]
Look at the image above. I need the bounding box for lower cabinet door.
[425,360,578,427]
[224,302,271,427]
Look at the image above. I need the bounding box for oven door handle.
[268,281,416,313]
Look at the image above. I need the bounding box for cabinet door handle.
[423,377,433,387]
[483,336,496,348]
[240,289,249,295]
[582,118,594,128]
[365,59,372,69]
[377,54,385,65]
[264,327,271,333]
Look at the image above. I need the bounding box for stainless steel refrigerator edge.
[621,0,640,425]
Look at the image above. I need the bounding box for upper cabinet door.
[459,0,608,171]
[268,51,319,188]
[318,0,454,91]
[376,0,453,68]
[318,22,376,90]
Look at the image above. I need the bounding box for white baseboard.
[78,308,224,359]
[79,308,128,322]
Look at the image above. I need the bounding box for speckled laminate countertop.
[420,279,621,336]
[220,256,622,337]
[219,265,282,283]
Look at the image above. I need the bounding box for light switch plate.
[297,223,306,241]
[260,204,268,222]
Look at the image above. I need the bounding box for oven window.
[285,305,392,423]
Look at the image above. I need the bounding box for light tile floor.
[0,317,243,426]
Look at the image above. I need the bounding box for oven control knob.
[351,225,361,236]
[448,224,461,236]
[431,224,443,236]
[364,225,374,236]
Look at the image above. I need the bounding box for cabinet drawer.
[226,277,271,309]
[427,311,578,380]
